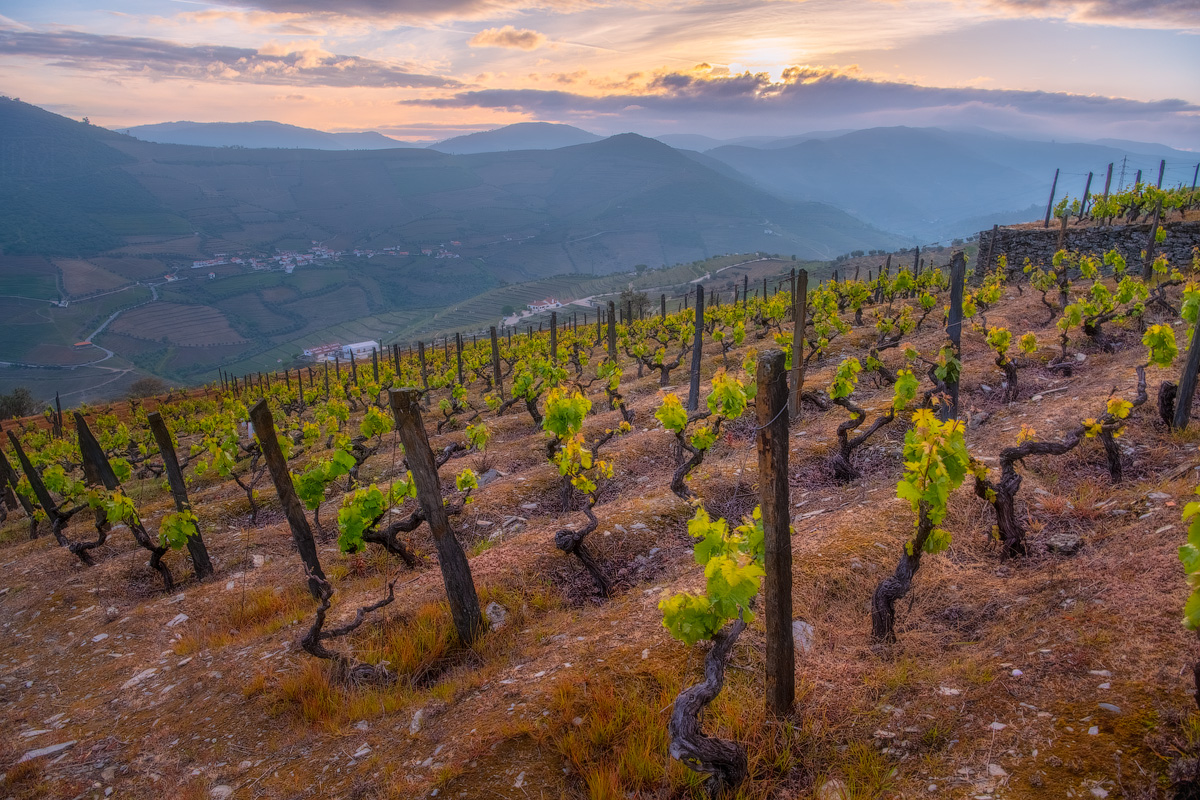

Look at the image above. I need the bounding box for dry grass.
[7,260,1200,798]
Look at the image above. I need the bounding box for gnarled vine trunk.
[830,397,894,482]
[554,504,611,596]
[871,503,933,642]
[668,616,748,797]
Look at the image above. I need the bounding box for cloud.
[211,0,609,21]
[0,28,458,89]
[469,25,547,50]
[399,66,1200,145]
[974,0,1200,28]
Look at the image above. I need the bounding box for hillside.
[3,241,1200,799]
[117,121,412,150]
[430,122,603,154]
[705,126,1198,240]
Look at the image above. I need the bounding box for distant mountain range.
[4,98,899,266]
[118,120,411,150]
[429,122,602,154]
[108,117,1197,241]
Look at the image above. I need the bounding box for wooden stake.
[389,389,483,644]
[944,252,966,421]
[1043,168,1060,228]
[789,270,808,418]
[490,326,502,398]
[248,399,325,598]
[1174,316,1200,430]
[757,348,793,715]
[149,412,213,580]
[687,284,705,412]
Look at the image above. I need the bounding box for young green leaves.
[660,507,767,646]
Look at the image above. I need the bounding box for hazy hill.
[117,120,411,150]
[0,98,188,255]
[1,99,901,265]
[705,126,1197,240]
[430,122,603,154]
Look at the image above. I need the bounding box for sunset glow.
[1,1,1197,145]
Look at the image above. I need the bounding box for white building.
[341,341,380,360]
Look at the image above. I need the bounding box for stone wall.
[976,220,1200,270]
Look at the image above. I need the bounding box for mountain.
[116,120,411,150]
[430,122,602,154]
[705,126,1198,240]
[653,133,728,152]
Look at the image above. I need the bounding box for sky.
[0,0,1197,147]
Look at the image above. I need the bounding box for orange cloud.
[469,25,547,50]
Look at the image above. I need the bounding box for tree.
[501,304,515,316]
[128,376,169,399]
[0,387,36,419]
[620,287,651,318]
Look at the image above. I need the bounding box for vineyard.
[4,193,1200,799]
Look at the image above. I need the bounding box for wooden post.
[0,441,38,530]
[1103,162,1114,205]
[418,341,429,390]
[334,355,340,382]
[789,270,808,418]
[1078,172,1093,220]
[1157,159,1166,189]
[349,351,358,385]
[248,400,325,597]
[393,343,400,376]
[323,362,330,397]
[687,284,705,412]
[455,333,464,385]
[743,274,748,307]
[607,301,617,359]
[490,326,503,398]
[982,225,997,273]
[148,412,213,580]
[1043,168,1060,228]
[1142,198,1163,279]
[661,293,667,319]
[371,347,379,384]
[756,348,793,715]
[1174,318,1200,430]
[7,431,60,524]
[945,252,966,421]
[596,310,602,345]
[389,389,483,645]
[550,311,558,364]
[53,393,63,438]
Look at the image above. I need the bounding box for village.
[186,240,463,277]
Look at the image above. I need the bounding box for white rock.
[409,709,423,735]
[166,613,188,628]
[122,668,157,689]
[513,771,526,788]
[19,729,51,738]
[1088,726,1099,735]
[92,633,109,643]
[485,602,509,631]
[989,721,1007,731]
[937,687,961,696]
[252,554,266,568]
[353,744,372,758]
[19,740,76,762]
[988,763,1008,777]
[209,786,234,800]
[792,620,814,654]
[817,778,848,799]
[1011,669,1023,677]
